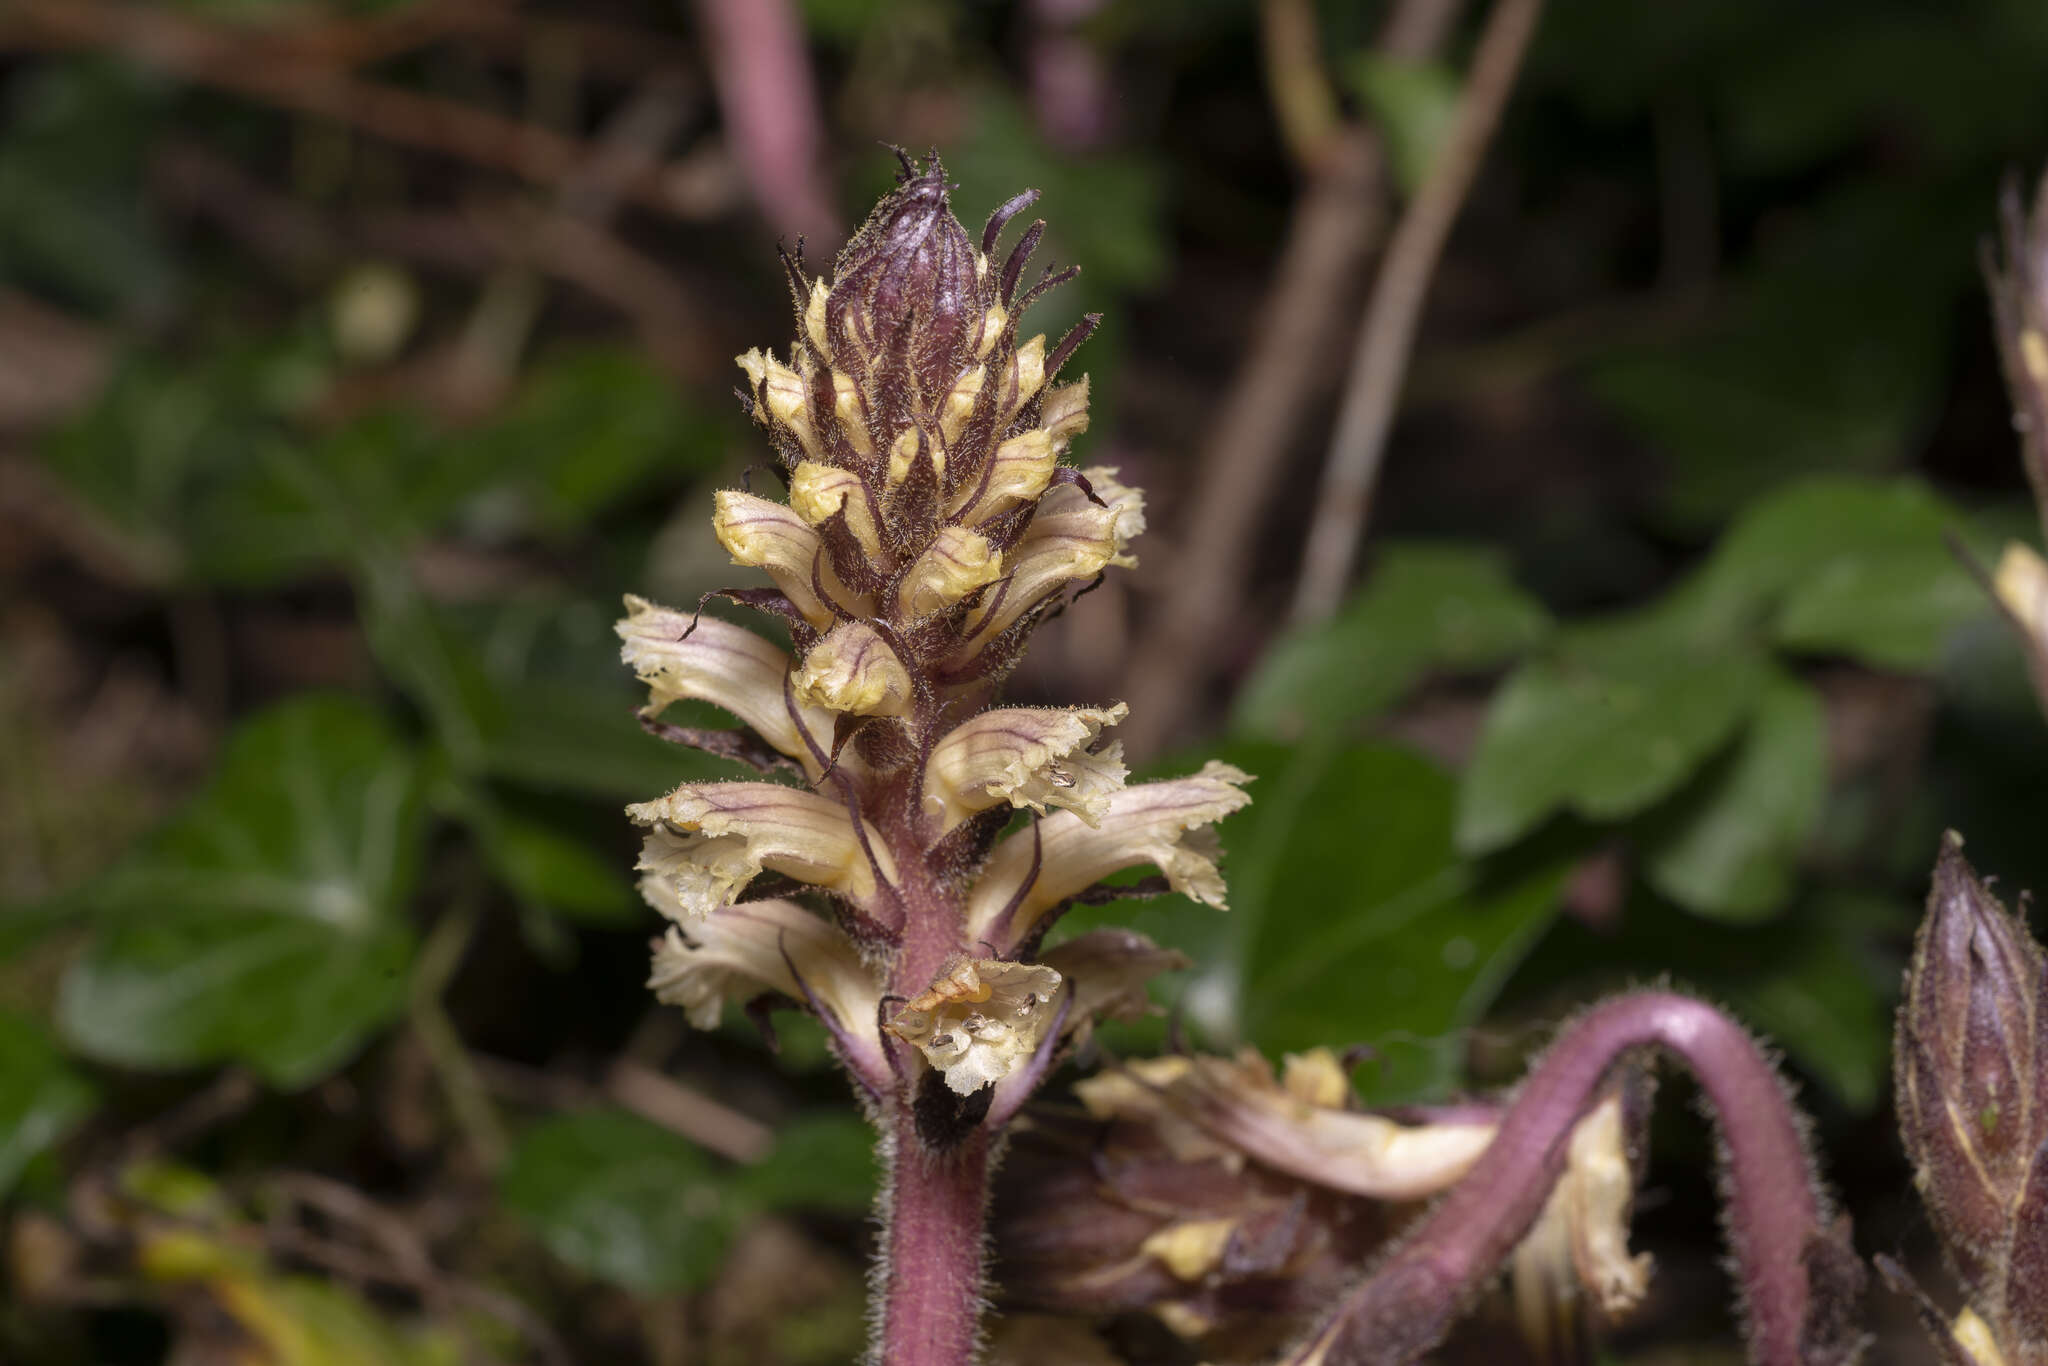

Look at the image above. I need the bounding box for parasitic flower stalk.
[614,153,1249,1365]
[1984,172,2048,721]
[1892,834,2048,1366]
[1282,991,1866,1366]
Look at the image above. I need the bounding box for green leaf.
[1773,552,1987,671]
[1586,190,1966,531]
[453,348,720,539]
[1070,743,1563,1105]
[0,1009,97,1196]
[0,61,173,315]
[57,696,425,1086]
[1235,543,1550,738]
[362,578,727,798]
[1683,474,1989,670]
[1233,745,1567,1102]
[1457,601,1770,854]
[1344,56,1462,194]
[1720,895,1896,1114]
[739,1113,877,1214]
[451,785,635,926]
[1641,672,1826,920]
[501,1109,736,1295]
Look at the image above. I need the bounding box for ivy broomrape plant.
[609,156,2048,1366]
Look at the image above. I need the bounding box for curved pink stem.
[1289,990,1863,1366]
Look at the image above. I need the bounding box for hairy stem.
[877,1105,993,1366]
[1289,990,1854,1366]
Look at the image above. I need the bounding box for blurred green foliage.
[4,0,2048,1359]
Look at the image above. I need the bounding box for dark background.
[4,0,2047,1361]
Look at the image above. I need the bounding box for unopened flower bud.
[1897,834,2048,1317]
[792,621,912,718]
[822,158,986,405]
[789,461,882,557]
[900,526,1003,618]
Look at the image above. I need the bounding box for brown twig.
[473,1053,775,1165]
[1117,0,1462,759]
[1260,0,1343,169]
[6,0,730,222]
[1288,0,1546,624]
[407,897,511,1172]
[262,1171,573,1366]
[606,1058,776,1163]
[151,139,721,379]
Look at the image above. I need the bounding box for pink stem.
[695,0,839,244]
[1294,990,1854,1366]
[876,1105,992,1366]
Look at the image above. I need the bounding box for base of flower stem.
[875,1101,994,1366]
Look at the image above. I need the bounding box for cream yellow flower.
[960,469,1146,643]
[899,526,1004,618]
[790,460,883,556]
[737,348,821,457]
[1511,1092,1651,1354]
[615,596,833,776]
[629,782,894,917]
[885,955,1065,1095]
[1038,377,1090,454]
[995,332,1047,425]
[1995,541,2048,642]
[647,897,884,1065]
[792,621,913,718]
[712,489,859,629]
[950,429,1056,526]
[965,761,1251,947]
[922,704,1128,832]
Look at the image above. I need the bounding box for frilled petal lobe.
[712,489,850,629]
[923,704,1128,832]
[886,955,1064,1095]
[646,897,884,1065]
[793,621,913,718]
[628,782,893,916]
[615,596,831,775]
[966,761,1252,947]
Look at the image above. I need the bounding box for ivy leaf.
[501,1109,737,1295]
[361,576,722,798]
[1694,475,1987,668]
[1641,671,1827,920]
[1234,745,1567,1102]
[1074,742,1564,1105]
[445,782,636,926]
[1235,543,1551,739]
[1773,551,1987,671]
[58,696,425,1087]
[0,1009,97,1196]
[1457,600,1770,854]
